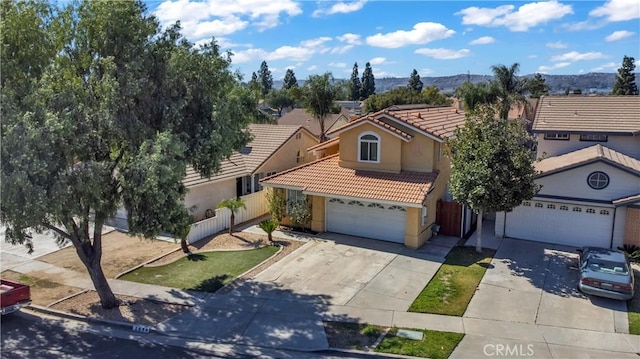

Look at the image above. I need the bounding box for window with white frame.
[580,134,608,142]
[543,133,570,140]
[358,132,380,162]
[286,189,305,212]
[421,206,427,226]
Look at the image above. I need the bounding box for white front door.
[326,198,406,243]
[505,200,614,248]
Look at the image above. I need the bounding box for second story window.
[543,133,570,140]
[359,132,380,162]
[580,134,608,142]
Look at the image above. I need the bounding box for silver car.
[578,247,635,301]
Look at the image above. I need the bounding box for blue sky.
[145,0,640,81]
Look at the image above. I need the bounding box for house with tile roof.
[495,96,640,249]
[181,124,318,220]
[277,108,351,139]
[262,106,467,248]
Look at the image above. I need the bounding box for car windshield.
[587,259,629,275]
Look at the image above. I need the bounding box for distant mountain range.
[274,72,626,95]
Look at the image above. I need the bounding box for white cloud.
[414,48,471,60]
[551,51,607,62]
[420,68,434,76]
[605,30,635,42]
[330,45,354,54]
[469,36,495,45]
[337,33,362,45]
[329,62,347,68]
[636,60,640,67]
[232,36,332,63]
[372,68,394,78]
[537,62,571,73]
[590,62,618,71]
[307,65,318,71]
[155,0,302,40]
[590,0,640,22]
[546,41,568,49]
[313,0,367,17]
[369,57,387,65]
[366,22,455,48]
[529,54,538,58]
[456,1,573,32]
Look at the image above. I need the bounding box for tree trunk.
[86,256,120,309]
[229,212,235,234]
[267,232,273,244]
[180,238,190,254]
[476,209,483,253]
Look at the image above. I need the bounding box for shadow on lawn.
[186,253,206,261]
[191,274,230,292]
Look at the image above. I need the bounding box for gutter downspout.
[609,207,617,249]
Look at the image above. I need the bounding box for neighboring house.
[496,96,640,249]
[262,106,467,248]
[277,108,351,139]
[181,124,318,220]
[335,100,364,115]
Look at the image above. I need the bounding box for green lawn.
[628,267,640,334]
[409,246,496,316]
[120,246,279,292]
[376,328,464,359]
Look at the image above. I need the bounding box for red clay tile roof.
[277,108,350,137]
[261,154,438,206]
[183,124,313,188]
[377,106,466,139]
[533,96,640,134]
[535,144,640,176]
[328,115,414,140]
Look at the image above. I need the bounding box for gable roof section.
[183,124,310,188]
[277,108,349,138]
[327,115,414,141]
[307,137,339,152]
[533,96,640,134]
[261,154,438,207]
[535,144,640,177]
[379,106,466,141]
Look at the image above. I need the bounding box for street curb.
[329,347,421,359]
[25,304,154,333]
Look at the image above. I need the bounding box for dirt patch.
[38,231,180,278]
[1,270,82,306]
[50,291,189,326]
[324,321,388,350]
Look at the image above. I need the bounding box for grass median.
[120,246,279,292]
[409,246,496,316]
[376,328,464,359]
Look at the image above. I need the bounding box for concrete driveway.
[464,238,628,333]
[231,232,457,311]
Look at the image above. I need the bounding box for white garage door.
[326,198,406,243]
[505,200,613,248]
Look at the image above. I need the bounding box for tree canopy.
[299,72,339,142]
[360,62,375,99]
[446,106,539,251]
[257,60,273,96]
[364,86,451,113]
[407,69,423,92]
[349,62,361,101]
[1,0,256,309]
[282,68,298,89]
[612,55,638,95]
[524,73,549,98]
[266,88,295,117]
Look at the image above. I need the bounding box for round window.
[587,171,609,190]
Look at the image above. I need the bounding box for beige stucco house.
[183,124,318,220]
[262,106,467,248]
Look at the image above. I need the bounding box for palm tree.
[490,63,528,120]
[258,219,278,244]
[217,198,246,234]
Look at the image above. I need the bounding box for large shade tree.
[299,72,339,142]
[446,106,540,252]
[1,0,256,309]
[360,62,375,99]
[490,63,528,120]
[349,62,361,101]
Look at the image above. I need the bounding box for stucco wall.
[184,179,236,221]
[401,133,436,172]
[310,195,326,232]
[623,207,640,246]
[536,135,640,159]
[256,130,319,175]
[338,123,402,172]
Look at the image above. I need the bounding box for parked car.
[1,279,31,315]
[577,247,635,301]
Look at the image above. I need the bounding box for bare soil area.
[0,270,81,306]
[323,321,388,351]
[30,229,306,325]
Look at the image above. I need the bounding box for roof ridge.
[248,125,314,174]
[261,153,339,181]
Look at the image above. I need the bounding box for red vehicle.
[1,279,31,315]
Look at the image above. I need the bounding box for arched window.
[358,132,380,162]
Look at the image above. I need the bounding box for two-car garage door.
[505,200,613,248]
[326,198,406,243]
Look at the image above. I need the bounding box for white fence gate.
[187,191,268,244]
